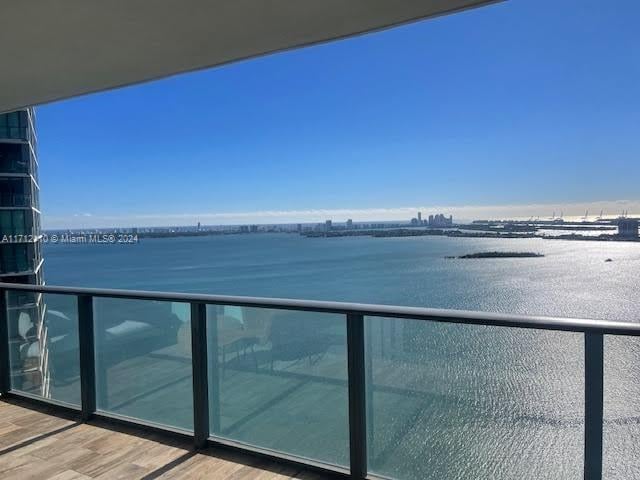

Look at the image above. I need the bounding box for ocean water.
[39,234,640,479]
[44,234,639,321]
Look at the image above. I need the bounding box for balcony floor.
[0,397,330,480]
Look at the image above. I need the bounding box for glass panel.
[603,336,640,479]
[0,144,29,173]
[94,297,193,430]
[13,210,26,235]
[365,317,584,480]
[0,211,10,234]
[7,291,80,406]
[0,112,27,140]
[0,243,30,274]
[7,112,19,127]
[0,178,31,207]
[207,305,349,467]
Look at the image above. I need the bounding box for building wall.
[0,108,46,394]
[0,108,42,281]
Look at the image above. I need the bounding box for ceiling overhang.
[0,0,499,112]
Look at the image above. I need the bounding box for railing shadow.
[0,396,81,456]
[0,396,330,480]
[0,421,80,456]
[138,451,196,480]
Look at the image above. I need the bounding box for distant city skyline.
[37,0,640,229]
[43,199,640,229]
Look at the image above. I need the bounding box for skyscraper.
[0,108,42,284]
[0,108,45,394]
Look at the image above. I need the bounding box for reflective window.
[0,111,28,140]
[0,177,32,207]
[0,210,30,236]
[0,243,31,274]
[0,144,30,173]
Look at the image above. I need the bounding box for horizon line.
[41,199,640,230]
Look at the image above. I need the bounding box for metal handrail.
[0,282,638,335]
[0,281,625,479]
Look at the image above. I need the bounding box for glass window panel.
[207,305,349,467]
[16,244,29,272]
[13,210,26,235]
[0,144,28,173]
[603,336,640,479]
[6,291,80,406]
[0,211,10,234]
[7,112,19,128]
[0,244,29,273]
[94,297,193,430]
[365,317,584,480]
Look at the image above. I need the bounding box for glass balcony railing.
[94,297,194,430]
[207,305,349,466]
[6,292,79,405]
[0,282,635,480]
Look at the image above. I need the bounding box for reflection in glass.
[93,298,193,430]
[207,306,349,467]
[365,317,584,480]
[0,144,30,173]
[6,291,80,405]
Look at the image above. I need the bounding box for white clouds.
[42,199,640,229]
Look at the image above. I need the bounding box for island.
[451,251,545,259]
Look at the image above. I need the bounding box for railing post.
[365,317,375,466]
[0,289,10,395]
[209,305,221,434]
[191,302,209,449]
[584,332,604,480]
[347,313,367,479]
[78,295,96,421]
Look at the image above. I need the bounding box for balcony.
[0,398,322,479]
[0,282,636,480]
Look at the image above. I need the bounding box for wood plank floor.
[0,398,332,480]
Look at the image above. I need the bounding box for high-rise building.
[427,213,453,227]
[0,108,42,284]
[346,219,353,229]
[0,108,45,394]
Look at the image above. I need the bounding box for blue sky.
[38,0,640,228]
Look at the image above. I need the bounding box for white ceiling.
[0,0,498,113]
